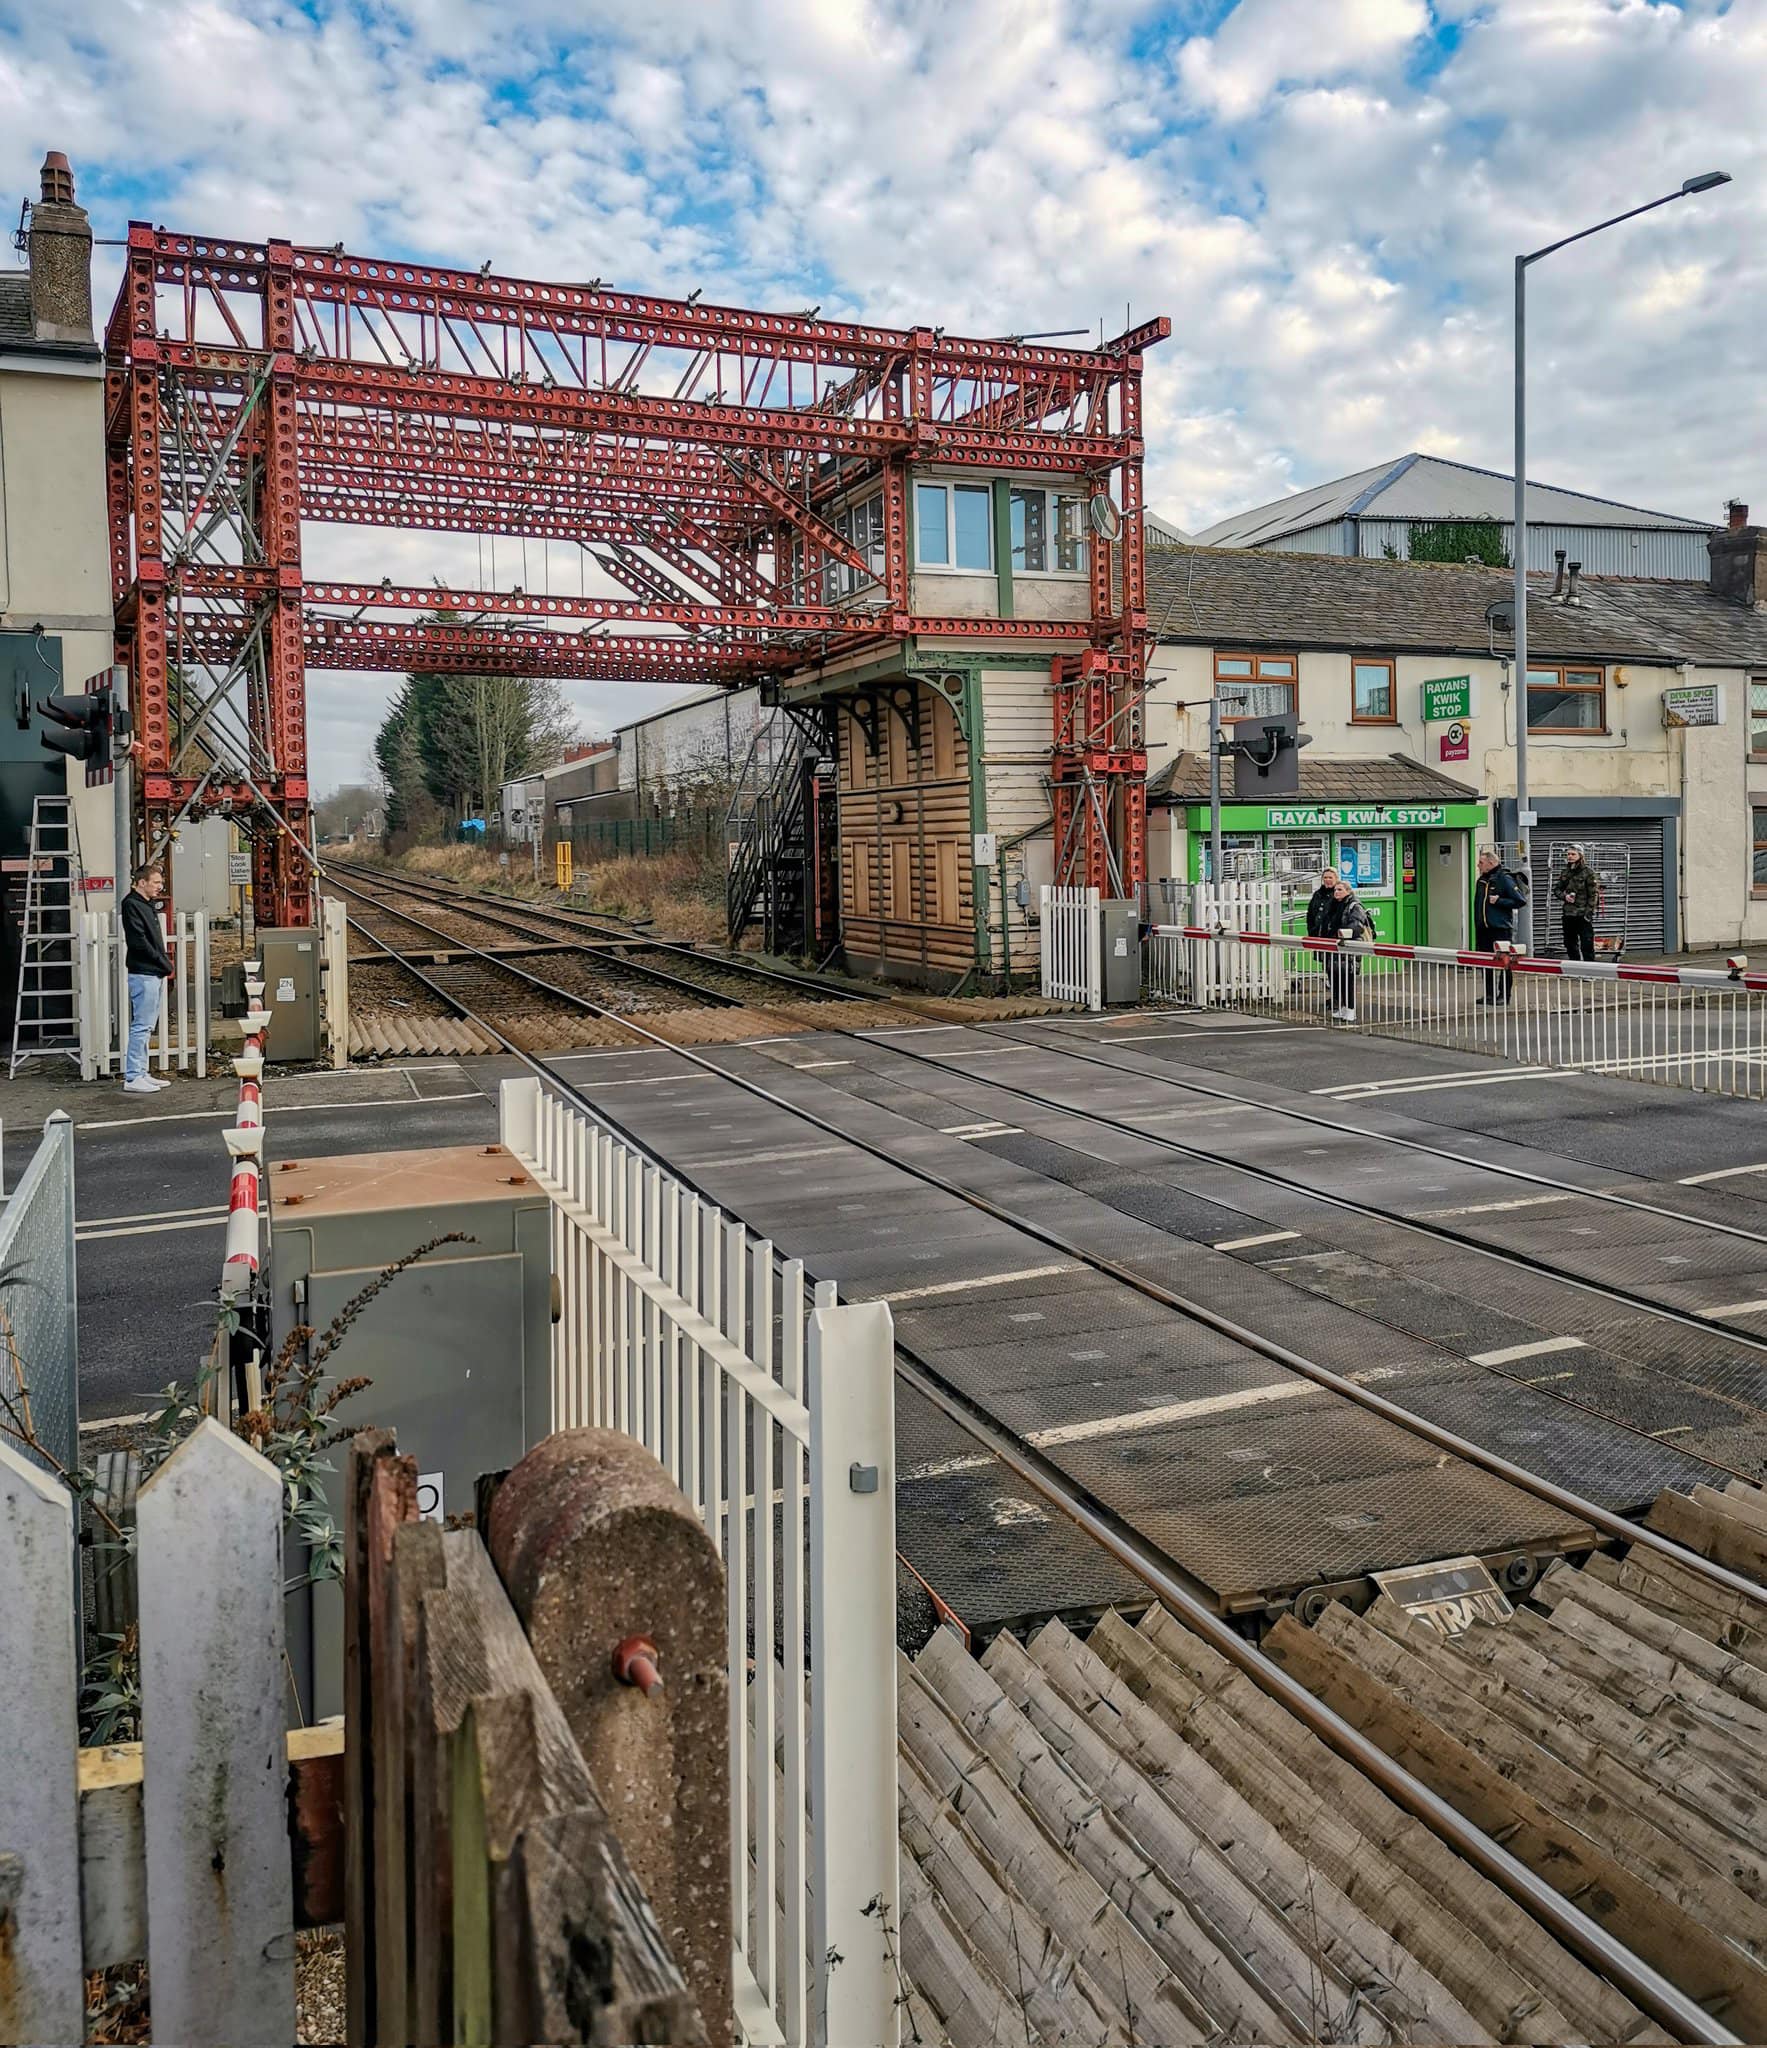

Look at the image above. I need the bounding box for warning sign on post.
[1439,720,1470,763]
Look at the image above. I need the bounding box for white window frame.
[914,480,994,573]
[1009,486,1089,579]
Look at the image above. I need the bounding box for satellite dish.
[1089,494,1123,541]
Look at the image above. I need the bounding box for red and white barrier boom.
[220,958,270,1305]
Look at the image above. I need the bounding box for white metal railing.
[499,1077,899,2048]
[1146,925,1767,1100]
[1039,884,1101,1009]
[78,908,210,1081]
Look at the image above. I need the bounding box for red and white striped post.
[220,961,270,1306]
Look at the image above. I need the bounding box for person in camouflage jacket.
[1552,845,1599,961]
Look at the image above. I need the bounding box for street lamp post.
[1511,171,1730,949]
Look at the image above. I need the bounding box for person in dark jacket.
[1304,867,1340,938]
[120,864,173,1094]
[1473,847,1524,1004]
[1322,876,1370,1021]
[1553,844,1599,960]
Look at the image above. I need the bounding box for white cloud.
[1,0,1763,790]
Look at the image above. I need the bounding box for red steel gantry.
[105,226,1166,922]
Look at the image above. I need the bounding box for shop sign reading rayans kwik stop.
[1420,675,1476,723]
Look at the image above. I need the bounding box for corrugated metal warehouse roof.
[1194,454,1708,551]
[900,1482,1767,2048]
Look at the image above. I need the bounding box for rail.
[1148,924,1767,1099]
[500,1076,900,2048]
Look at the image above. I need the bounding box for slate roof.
[1148,749,1481,807]
[901,1484,1767,2048]
[1146,541,1767,667]
[0,274,32,349]
[1193,451,1706,548]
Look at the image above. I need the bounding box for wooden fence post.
[345,1427,399,2048]
[137,1418,295,2045]
[0,1442,83,2046]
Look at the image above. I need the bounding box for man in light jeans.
[119,863,173,1095]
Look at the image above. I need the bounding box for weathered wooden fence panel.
[138,1418,296,2045]
[0,1441,84,2045]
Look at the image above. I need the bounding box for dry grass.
[397,841,730,944]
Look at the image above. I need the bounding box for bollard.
[487,1429,731,2045]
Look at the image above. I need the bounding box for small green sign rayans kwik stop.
[1421,674,1475,723]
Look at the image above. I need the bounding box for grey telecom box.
[271,1143,554,1720]
[257,923,321,1062]
[1099,898,1142,1004]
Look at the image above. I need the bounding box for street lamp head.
[1682,171,1732,195]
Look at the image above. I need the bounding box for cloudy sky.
[2,0,1760,793]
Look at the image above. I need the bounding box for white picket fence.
[78,908,211,1080]
[1145,879,1284,1005]
[1039,884,1102,1009]
[500,1076,900,2048]
[1,1421,296,2046]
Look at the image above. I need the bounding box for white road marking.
[1213,1230,1301,1251]
[78,1202,228,1229]
[80,1408,161,1433]
[792,1060,854,1070]
[78,1091,481,1130]
[1317,1069,1557,1100]
[924,1044,1038,1060]
[1469,1335,1586,1368]
[684,1143,844,1169]
[79,1214,233,1242]
[860,1024,966,1036]
[564,1073,718,1089]
[1706,1298,1767,1318]
[937,1121,1021,1138]
[1419,1193,1568,1218]
[1313,1065,1536,1094]
[873,1263,1074,1304]
[1680,1161,1767,1186]
[1025,1367,1402,1449]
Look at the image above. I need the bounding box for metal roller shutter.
[1528,819,1667,956]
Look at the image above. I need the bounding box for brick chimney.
[1711,512,1767,610]
[27,150,93,346]
[1728,499,1750,530]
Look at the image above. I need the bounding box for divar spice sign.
[1421,675,1476,723]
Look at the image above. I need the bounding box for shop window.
[1269,832,1331,896]
[1215,650,1296,721]
[1351,657,1396,724]
[1754,806,1767,894]
[1526,665,1606,733]
[1010,488,1087,575]
[1199,832,1265,882]
[1336,833,1393,896]
[915,481,992,571]
[1750,677,1767,759]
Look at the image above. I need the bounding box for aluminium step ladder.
[9,795,83,1077]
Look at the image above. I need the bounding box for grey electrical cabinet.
[1099,898,1142,1004]
[257,924,321,1062]
[271,1143,554,1720]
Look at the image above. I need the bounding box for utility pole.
[1511,170,1731,951]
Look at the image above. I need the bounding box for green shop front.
[1151,762,1489,947]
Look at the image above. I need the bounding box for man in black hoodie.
[120,864,173,1094]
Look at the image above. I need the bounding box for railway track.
[325,896,1755,2045]
[334,860,1767,1501]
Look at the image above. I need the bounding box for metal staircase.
[9,795,82,1076]
[725,709,832,956]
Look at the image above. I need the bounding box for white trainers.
[122,1077,158,1095]
[146,1076,171,1090]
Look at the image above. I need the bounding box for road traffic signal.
[38,680,131,785]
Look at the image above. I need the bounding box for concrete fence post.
[808,1300,899,2048]
[488,1428,732,2046]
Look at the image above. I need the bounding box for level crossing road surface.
[39,1012,1767,1634]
